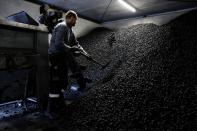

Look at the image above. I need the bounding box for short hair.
[65,10,78,19]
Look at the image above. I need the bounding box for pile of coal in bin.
[62,10,197,130]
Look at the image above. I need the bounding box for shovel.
[75,50,110,70]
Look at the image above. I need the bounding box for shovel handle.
[75,50,110,69]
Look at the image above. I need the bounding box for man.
[38,4,63,33]
[47,10,89,118]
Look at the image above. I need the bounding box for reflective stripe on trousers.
[49,94,60,98]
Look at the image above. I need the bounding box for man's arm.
[72,35,92,58]
[54,25,72,52]
[72,34,85,51]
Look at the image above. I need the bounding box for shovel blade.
[101,60,111,70]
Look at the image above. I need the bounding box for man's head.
[65,10,78,27]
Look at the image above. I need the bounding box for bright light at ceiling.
[118,0,136,13]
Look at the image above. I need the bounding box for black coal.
[61,10,197,131]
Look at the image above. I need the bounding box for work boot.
[70,74,92,84]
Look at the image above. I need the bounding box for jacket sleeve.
[73,36,89,54]
[55,25,71,52]
[72,33,83,49]
[72,33,79,46]
[75,38,82,49]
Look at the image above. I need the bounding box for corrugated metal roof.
[27,0,197,23]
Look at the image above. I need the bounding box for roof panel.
[27,0,197,23]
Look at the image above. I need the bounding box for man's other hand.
[70,46,81,52]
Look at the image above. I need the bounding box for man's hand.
[71,45,93,60]
[70,46,81,52]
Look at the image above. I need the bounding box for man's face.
[66,16,77,27]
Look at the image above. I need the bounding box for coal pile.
[59,10,197,131]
